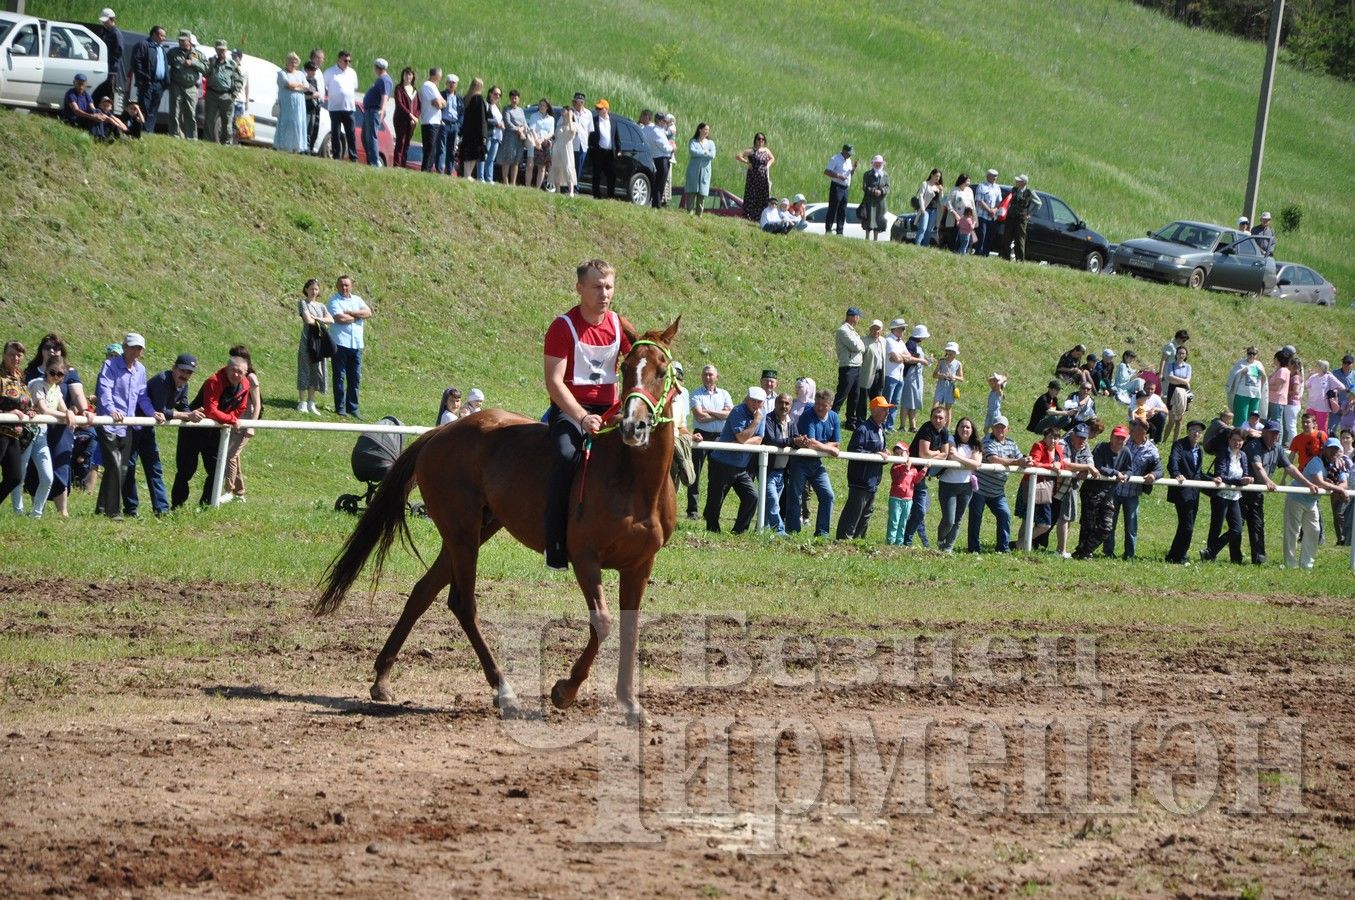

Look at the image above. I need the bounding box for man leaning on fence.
[172,355,250,509]
[95,334,162,519]
[124,353,202,517]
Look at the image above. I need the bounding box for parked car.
[670,186,745,216]
[1268,262,1336,306]
[0,14,108,110]
[799,202,897,239]
[890,186,1111,272]
[1112,220,1277,294]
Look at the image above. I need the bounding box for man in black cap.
[1239,418,1317,564]
[759,369,778,413]
[567,92,594,185]
[832,308,865,429]
[1164,419,1207,563]
[823,144,855,236]
[126,353,203,516]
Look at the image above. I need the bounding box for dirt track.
[1,578,1352,897]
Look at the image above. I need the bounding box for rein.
[577,339,677,514]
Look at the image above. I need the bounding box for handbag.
[307,323,335,362]
[1033,479,1054,505]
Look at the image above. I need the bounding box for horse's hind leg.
[372,548,455,702]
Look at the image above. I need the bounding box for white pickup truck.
[0,13,108,110]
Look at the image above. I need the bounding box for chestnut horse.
[315,319,679,724]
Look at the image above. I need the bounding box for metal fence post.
[755,449,768,533]
[1020,473,1037,551]
[210,426,231,507]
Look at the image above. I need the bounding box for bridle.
[596,339,678,434]
[576,338,678,512]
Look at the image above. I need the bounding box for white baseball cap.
[944,341,960,354]
[747,386,767,402]
[123,332,146,349]
[99,8,116,22]
[373,58,389,70]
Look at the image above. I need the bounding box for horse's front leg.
[615,560,654,726]
[550,554,609,710]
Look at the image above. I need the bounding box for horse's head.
[616,318,680,448]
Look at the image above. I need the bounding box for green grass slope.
[29,0,1355,290]
[1,111,1352,627]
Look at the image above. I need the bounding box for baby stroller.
[335,416,425,516]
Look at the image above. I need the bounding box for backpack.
[1202,422,1229,456]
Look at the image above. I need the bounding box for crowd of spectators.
[674,310,1354,570]
[2,332,259,519]
[4,304,1353,572]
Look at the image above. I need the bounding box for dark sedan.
[1113,220,1277,295]
[890,186,1111,273]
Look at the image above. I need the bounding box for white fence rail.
[3,415,1350,570]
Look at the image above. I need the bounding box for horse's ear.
[660,316,680,346]
[619,316,639,345]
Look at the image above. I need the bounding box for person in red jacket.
[392,66,418,168]
[171,356,251,508]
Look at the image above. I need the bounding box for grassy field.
[28,0,1355,292]
[1,109,1352,607]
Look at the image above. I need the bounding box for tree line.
[1131,0,1353,81]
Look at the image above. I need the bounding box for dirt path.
[0,578,1351,897]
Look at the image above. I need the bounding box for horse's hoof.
[551,679,577,710]
[623,706,652,728]
[370,683,394,702]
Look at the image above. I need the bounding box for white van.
[0,14,108,110]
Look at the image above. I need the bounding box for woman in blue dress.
[684,122,716,216]
[275,53,309,154]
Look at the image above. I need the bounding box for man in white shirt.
[974,168,1003,256]
[566,91,594,186]
[883,318,908,430]
[688,365,733,519]
[638,109,672,210]
[418,67,447,172]
[588,99,621,199]
[823,144,855,236]
[323,49,359,161]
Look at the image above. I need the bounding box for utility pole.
[1243,0,1285,223]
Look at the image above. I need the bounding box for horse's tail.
[314,432,430,616]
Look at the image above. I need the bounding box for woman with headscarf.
[860,155,890,240]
